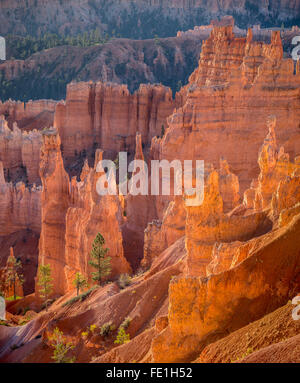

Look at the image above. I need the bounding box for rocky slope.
[0,0,299,39]
[0,116,43,185]
[0,33,206,101]
[151,119,300,362]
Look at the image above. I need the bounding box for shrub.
[49,327,75,363]
[89,324,97,333]
[134,267,146,277]
[120,317,131,330]
[0,320,9,326]
[100,321,115,337]
[118,274,131,289]
[81,331,89,339]
[114,327,130,345]
[18,318,30,326]
[62,286,97,307]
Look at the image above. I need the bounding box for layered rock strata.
[54,82,176,165]
[0,115,43,184]
[152,26,300,193]
[38,129,131,295]
[151,121,300,362]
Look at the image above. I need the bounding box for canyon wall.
[0,99,56,130]
[152,26,300,193]
[0,161,41,236]
[0,116,43,185]
[151,120,300,362]
[54,82,176,165]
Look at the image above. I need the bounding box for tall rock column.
[38,128,70,296]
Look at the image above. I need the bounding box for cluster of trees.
[0,232,113,307]
[7,29,111,60]
[1,232,132,363]
[37,232,112,311]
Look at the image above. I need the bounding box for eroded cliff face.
[64,149,131,291]
[38,129,131,295]
[151,121,300,362]
[54,82,175,166]
[0,115,43,185]
[0,160,41,236]
[0,99,56,131]
[152,26,300,193]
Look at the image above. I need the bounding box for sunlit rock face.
[151,118,300,363]
[38,129,130,295]
[152,26,300,193]
[54,82,176,165]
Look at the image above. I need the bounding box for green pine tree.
[38,264,53,311]
[5,249,24,300]
[73,272,87,296]
[89,233,111,286]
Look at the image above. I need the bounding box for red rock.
[54,82,175,164]
[152,27,300,193]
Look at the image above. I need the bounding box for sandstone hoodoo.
[0,7,300,366]
[152,26,300,194]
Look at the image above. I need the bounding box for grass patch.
[0,320,10,326]
[62,286,97,307]
[6,296,22,302]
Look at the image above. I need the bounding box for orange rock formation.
[0,160,41,236]
[152,26,300,193]
[38,129,131,295]
[151,121,300,362]
[0,99,56,131]
[54,82,176,165]
[0,116,43,184]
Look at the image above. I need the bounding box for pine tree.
[37,264,53,311]
[73,272,87,296]
[5,248,24,300]
[89,233,111,286]
[48,327,75,363]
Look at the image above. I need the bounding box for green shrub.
[23,306,30,315]
[48,327,75,363]
[62,286,97,307]
[114,327,130,345]
[120,317,131,330]
[0,320,9,326]
[100,321,115,337]
[118,274,131,289]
